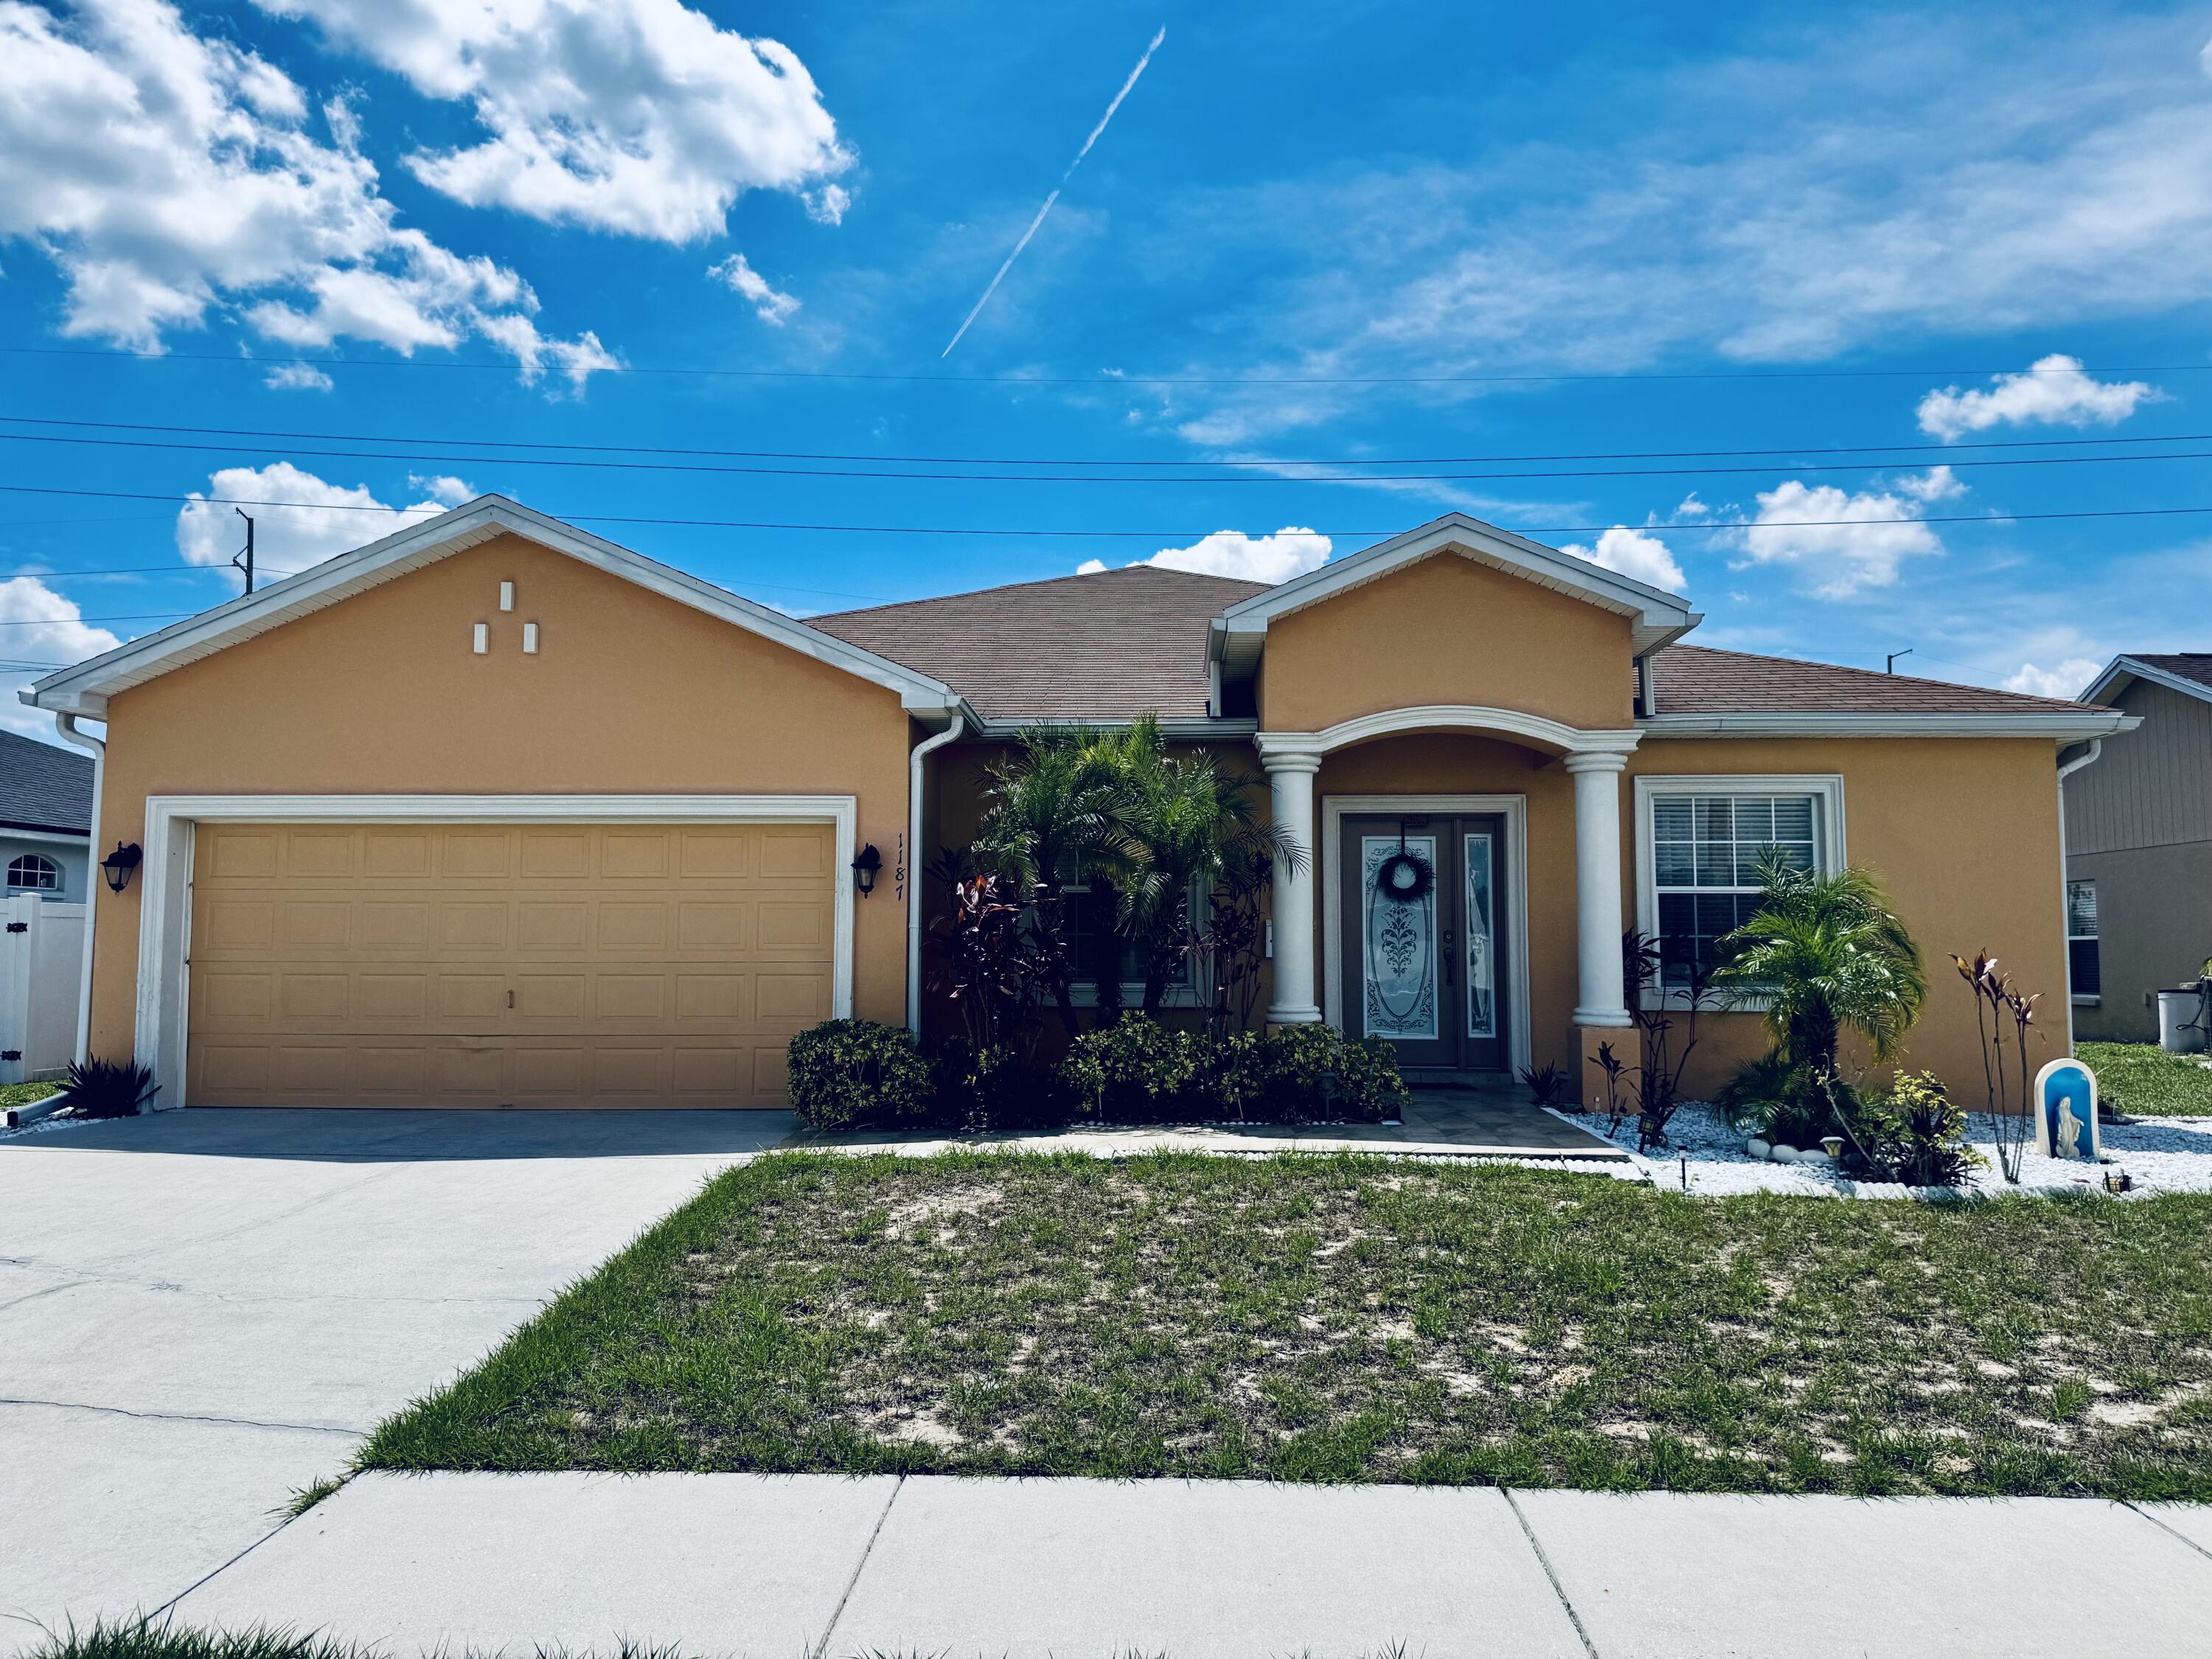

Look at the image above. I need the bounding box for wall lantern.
[100,841,143,894]
[851,843,883,897]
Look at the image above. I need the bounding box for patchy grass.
[2081,1041,2212,1119]
[0,1079,59,1115]
[361,1151,2212,1500]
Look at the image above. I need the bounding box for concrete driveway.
[0,1107,785,1653]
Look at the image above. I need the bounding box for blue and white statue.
[2033,1057,2100,1161]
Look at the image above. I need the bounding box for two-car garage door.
[184,822,835,1107]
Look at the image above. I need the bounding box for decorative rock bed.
[1585,1102,2212,1198]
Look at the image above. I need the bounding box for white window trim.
[2067,879,2099,1006]
[1632,773,1846,1012]
[134,793,857,1111]
[1318,793,1532,1078]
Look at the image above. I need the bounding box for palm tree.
[974,727,1121,1038]
[1712,852,1926,1076]
[1088,717,1301,1018]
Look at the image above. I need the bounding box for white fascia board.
[1214,513,1695,658]
[24,495,961,718]
[1638,710,2143,740]
[2081,655,2212,710]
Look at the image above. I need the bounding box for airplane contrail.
[941,26,1166,359]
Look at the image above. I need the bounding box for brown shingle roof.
[2120,653,2212,693]
[1649,644,2101,716]
[813,566,1265,723]
[815,571,2113,724]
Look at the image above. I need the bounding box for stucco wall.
[83,534,917,1065]
[1256,554,1638,733]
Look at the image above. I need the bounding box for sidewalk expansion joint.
[0,1395,363,1437]
[2122,1499,2212,1564]
[1503,1487,1601,1659]
[812,1474,904,1659]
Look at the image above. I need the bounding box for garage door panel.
[187,821,834,1107]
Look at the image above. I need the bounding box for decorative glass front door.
[1339,813,1508,1071]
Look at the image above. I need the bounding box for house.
[2065,654,2212,1041]
[0,727,94,902]
[21,496,2134,1112]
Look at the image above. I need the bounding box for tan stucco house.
[24,495,2135,1112]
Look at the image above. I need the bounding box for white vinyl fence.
[0,893,84,1085]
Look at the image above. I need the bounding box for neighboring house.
[2065,654,2212,1041]
[0,726,94,902]
[20,496,2132,1112]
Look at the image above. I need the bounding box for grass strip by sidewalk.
[361,1150,2212,1500]
[2080,1040,2212,1118]
[21,1627,695,1659]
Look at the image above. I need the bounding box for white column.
[1566,751,1632,1028]
[1263,751,1323,1024]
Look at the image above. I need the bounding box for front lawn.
[0,1079,58,1116]
[362,1152,2212,1500]
[2081,1040,2212,1118]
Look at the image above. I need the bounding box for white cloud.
[175,463,453,574]
[707,254,799,324]
[1141,528,1332,583]
[264,361,333,392]
[0,577,122,737]
[1916,354,2162,440]
[258,0,852,244]
[0,0,610,383]
[1074,528,1333,585]
[1738,469,1958,597]
[1559,526,1687,594]
[408,473,475,506]
[1674,494,1711,518]
[2003,657,2101,699]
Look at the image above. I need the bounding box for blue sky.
[4,0,2212,738]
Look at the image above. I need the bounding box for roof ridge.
[815,563,1271,622]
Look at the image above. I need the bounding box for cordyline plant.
[1951,950,2044,1183]
[928,872,1048,1057]
[1618,931,1722,1152]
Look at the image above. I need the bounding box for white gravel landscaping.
[1583,1102,2212,1199]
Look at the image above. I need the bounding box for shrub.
[1712,1051,1855,1149]
[1332,1033,1410,1123]
[55,1057,159,1119]
[1518,1062,1568,1108]
[786,1020,936,1132]
[1860,1071,1982,1188]
[936,1040,1071,1131]
[1061,1015,1200,1122]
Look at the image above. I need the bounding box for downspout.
[52,712,104,1065]
[907,714,966,1033]
[2055,739,2104,1052]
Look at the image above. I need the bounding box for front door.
[1338,813,1508,1072]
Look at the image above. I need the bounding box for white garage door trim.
[136,794,858,1110]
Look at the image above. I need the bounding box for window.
[5,853,59,894]
[2067,880,2099,1001]
[1065,883,1198,1001]
[1635,776,1843,994]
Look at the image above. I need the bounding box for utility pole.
[232,509,254,596]
[1886,648,1913,674]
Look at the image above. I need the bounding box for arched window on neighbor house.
[6,853,60,894]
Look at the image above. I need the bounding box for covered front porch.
[1256,704,1644,1108]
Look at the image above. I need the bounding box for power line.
[6,340,2212,386]
[6,411,2212,470]
[10,428,2212,487]
[3,481,2207,538]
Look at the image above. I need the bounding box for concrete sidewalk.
[148,1472,2212,1658]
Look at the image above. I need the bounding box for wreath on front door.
[1374,844,1434,904]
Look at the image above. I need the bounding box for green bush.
[1860,1071,1982,1187]
[1711,1051,1848,1147]
[936,1040,1071,1131]
[786,1019,936,1131]
[1332,1032,1411,1123]
[1061,1015,1200,1122]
